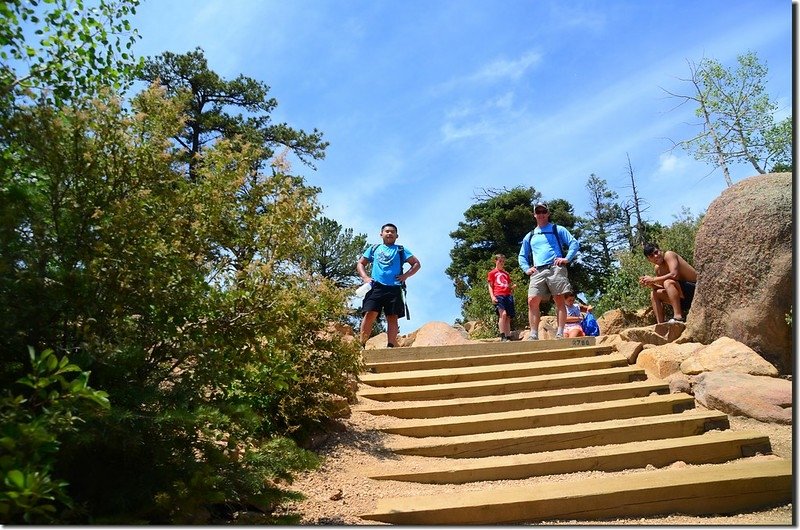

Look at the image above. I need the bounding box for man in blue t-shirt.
[356,223,421,348]
[518,202,580,340]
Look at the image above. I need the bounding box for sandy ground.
[277,390,793,526]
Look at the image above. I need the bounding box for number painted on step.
[570,338,590,347]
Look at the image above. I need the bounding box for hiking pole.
[401,282,410,320]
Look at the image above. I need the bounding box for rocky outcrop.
[680,337,779,377]
[411,321,471,347]
[693,371,792,424]
[597,308,654,335]
[635,342,705,379]
[630,333,792,424]
[684,172,792,373]
[619,322,685,345]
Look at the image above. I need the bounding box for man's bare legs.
[360,312,401,347]
[651,280,684,323]
[553,293,567,336]
[360,311,379,345]
[527,295,542,339]
[386,314,400,346]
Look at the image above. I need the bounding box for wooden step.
[361,336,597,364]
[358,365,647,401]
[365,345,614,373]
[360,353,628,387]
[380,393,696,437]
[361,457,792,524]
[368,430,773,483]
[363,380,670,419]
[389,409,730,457]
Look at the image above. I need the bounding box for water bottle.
[355,282,372,298]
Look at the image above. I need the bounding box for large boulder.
[684,172,792,373]
[635,342,705,379]
[620,322,685,345]
[680,336,779,377]
[693,371,792,424]
[597,308,654,335]
[411,321,471,347]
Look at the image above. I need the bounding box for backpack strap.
[526,225,565,263]
[369,244,408,281]
[522,230,534,266]
[397,245,407,282]
[551,223,565,258]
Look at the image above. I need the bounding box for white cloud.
[469,51,543,84]
[440,92,517,142]
[655,152,689,175]
[431,49,542,97]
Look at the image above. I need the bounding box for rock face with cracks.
[684,172,792,373]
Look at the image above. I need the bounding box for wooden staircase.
[356,338,792,524]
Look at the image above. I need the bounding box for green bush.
[0,347,109,524]
[594,208,702,316]
[0,88,360,523]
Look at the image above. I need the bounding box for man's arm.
[518,235,536,275]
[399,256,421,282]
[555,226,579,266]
[655,252,680,283]
[356,257,372,284]
[638,252,680,288]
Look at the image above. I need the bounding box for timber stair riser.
[380,393,696,437]
[365,345,614,373]
[361,337,599,364]
[357,341,790,524]
[389,410,730,458]
[369,431,772,483]
[359,365,648,401]
[364,380,671,419]
[360,353,628,387]
[361,459,792,525]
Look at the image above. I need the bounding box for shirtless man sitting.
[638,242,697,324]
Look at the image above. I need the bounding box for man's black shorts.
[362,282,405,318]
[680,280,696,314]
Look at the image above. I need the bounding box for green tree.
[0,84,359,523]
[447,187,587,328]
[763,116,792,172]
[577,173,627,298]
[594,208,702,316]
[0,0,141,107]
[139,47,327,181]
[303,216,367,288]
[666,52,792,185]
[655,206,703,266]
[446,187,541,303]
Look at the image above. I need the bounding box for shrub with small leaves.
[0,347,109,523]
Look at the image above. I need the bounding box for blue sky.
[131,0,792,333]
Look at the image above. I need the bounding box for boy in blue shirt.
[357,223,421,347]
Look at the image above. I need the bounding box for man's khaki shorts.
[527,265,572,300]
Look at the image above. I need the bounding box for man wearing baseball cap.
[518,201,580,340]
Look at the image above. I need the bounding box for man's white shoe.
[526,334,538,341]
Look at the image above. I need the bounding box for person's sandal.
[668,316,685,323]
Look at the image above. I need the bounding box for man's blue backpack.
[580,312,600,337]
